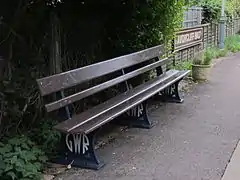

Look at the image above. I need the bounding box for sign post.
[219,0,225,49]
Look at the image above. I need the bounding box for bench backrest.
[37,45,167,112]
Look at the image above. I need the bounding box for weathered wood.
[37,45,164,96]
[45,57,169,112]
[54,70,180,133]
[71,70,190,134]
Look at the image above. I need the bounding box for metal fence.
[183,7,203,28]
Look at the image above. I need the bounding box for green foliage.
[225,35,240,53]
[192,48,214,65]
[0,135,47,180]
[200,1,221,23]
[225,0,240,17]
[0,0,187,137]
[31,119,61,155]
[170,60,192,76]
[174,61,192,71]
[198,0,240,23]
[193,52,204,65]
[203,48,214,65]
[217,49,228,57]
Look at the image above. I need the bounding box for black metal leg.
[116,101,153,129]
[52,131,104,170]
[158,79,184,103]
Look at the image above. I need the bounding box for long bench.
[36,45,190,170]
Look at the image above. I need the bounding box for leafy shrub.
[0,0,187,139]
[193,52,204,65]
[201,3,221,23]
[203,48,214,65]
[174,61,192,71]
[225,35,240,53]
[192,49,213,65]
[31,119,61,155]
[0,135,48,180]
[198,0,240,21]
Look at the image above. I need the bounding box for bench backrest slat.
[45,57,169,112]
[37,45,164,96]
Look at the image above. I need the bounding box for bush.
[192,49,213,65]
[216,49,228,58]
[225,35,240,53]
[174,61,192,71]
[0,135,48,180]
[203,48,215,65]
[31,119,61,155]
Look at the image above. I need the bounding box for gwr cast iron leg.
[117,101,153,129]
[159,79,184,103]
[52,131,104,170]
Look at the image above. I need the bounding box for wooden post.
[50,12,61,75]
[50,12,71,120]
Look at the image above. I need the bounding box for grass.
[224,35,240,53]
[171,60,192,77]
[174,61,192,71]
[192,48,214,66]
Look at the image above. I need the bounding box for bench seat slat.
[45,57,169,112]
[73,70,190,134]
[54,70,188,133]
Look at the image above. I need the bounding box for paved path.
[222,140,240,180]
[58,53,240,180]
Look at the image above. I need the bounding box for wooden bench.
[36,45,190,170]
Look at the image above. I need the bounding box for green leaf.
[10,155,18,165]
[34,162,42,170]
[0,144,12,154]
[5,164,13,172]
[8,138,21,146]
[0,168,4,176]
[0,159,6,170]
[20,143,30,150]
[38,155,48,162]
[15,159,25,168]
[20,151,37,162]
[4,152,19,158]
[6,171,17,180]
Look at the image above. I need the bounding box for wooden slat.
[45,57,169,112]
[174,40,202,52]
[37,45,164,96]
[73,70,190,134]
[54,70,180,133]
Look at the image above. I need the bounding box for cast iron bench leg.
[116,101,153,129]
[159,79,184,103]
[53,131,104,170]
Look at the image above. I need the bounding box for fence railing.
[174,18,240,63]
[183,7,203,28]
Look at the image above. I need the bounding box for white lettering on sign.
[176,30,202,46]
[66,133,90,154]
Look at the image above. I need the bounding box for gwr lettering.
[127,104,144,117]
[66,133,90,154]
